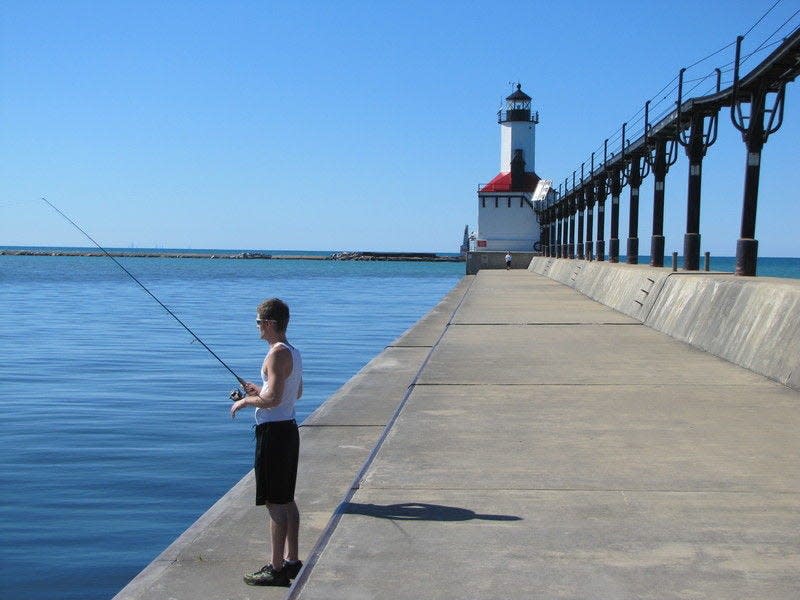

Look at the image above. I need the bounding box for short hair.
[257,298,290,332]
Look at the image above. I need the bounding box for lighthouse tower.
[474,84,550,255]
[500,84,537,174]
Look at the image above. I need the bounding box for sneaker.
[243,564,290,587]
[283,559,303,579]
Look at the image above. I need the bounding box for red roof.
[479,171,540,193]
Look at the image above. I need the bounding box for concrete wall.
[528,257,800,391]
[647,275,800,390]
[529,258,673,321]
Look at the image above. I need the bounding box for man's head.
[257,298,290,333]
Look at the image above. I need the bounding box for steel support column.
[683,116,706,271]
[643,99,679,268]
[555,201,563,258]
[609,167,622,263]
[585,183,595,261]
[730,37,787,276]
[538,203,549,256]
[577,186,586,259]
[595,174,607,262]
[624,154,647,264]
[677,68,720,271]
[568,196,576,258]
[650,142,667,267]
[645,137,678,267]
[540,206,547,256]
[568,173,577,258]
[736,121,764,275]
[627,185,640,263]
[540,218,548,256]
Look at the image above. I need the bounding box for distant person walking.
[505,251,512,270]
[231,298,304,587]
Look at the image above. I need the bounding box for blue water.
[0,245,462,258]
[0,245,333,256]
[627,255,800,279]
[0,252,463,600]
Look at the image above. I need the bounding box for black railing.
[537,24,800,275]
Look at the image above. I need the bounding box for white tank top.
[255,342,302,424]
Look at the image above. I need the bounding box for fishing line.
[41,197,247,392]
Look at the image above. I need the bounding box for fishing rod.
[41,197,247,398]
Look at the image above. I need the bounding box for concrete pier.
[112,277,472,600]
[114,264,800,600]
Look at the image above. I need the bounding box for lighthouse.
[473,84,551,259]
[500,83,537,174]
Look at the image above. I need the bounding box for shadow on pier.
[342,501,522,523]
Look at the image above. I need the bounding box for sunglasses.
[256,318,276,325]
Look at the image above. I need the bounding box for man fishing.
[42,199,304,586]
[230,298,303,587]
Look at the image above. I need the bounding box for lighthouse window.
[494,198,498,208]
[520,198,524,208]
[507,198,511,208]
[481,198,485,208]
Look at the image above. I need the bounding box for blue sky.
[1,1,798,255]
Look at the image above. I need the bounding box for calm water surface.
[0,254,463,600]
[630,255,800,278]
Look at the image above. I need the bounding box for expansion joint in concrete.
[414,382,731,387]
[450,322,643,326]
[355,486,800,495]
[300,423,384,428]
[285,274,477,599]
[385,344,435,349]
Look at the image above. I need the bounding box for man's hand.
[230,398,248,419]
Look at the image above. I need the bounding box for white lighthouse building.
[473,84,551,257]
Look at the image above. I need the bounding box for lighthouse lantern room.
[499,84,537,174]
[473,84,552,256]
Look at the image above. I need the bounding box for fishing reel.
[231,380,256,402]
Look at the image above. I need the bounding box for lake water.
[0,252,463,600]
[1,250,797,600]
[628,255,800,279]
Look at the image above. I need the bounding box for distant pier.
[1,249,463,262]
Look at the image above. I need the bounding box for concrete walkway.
[292,269,800,599]
[111,278,472,600]
[114,268,799,599]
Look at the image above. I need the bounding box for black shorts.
[254,420,299,505]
